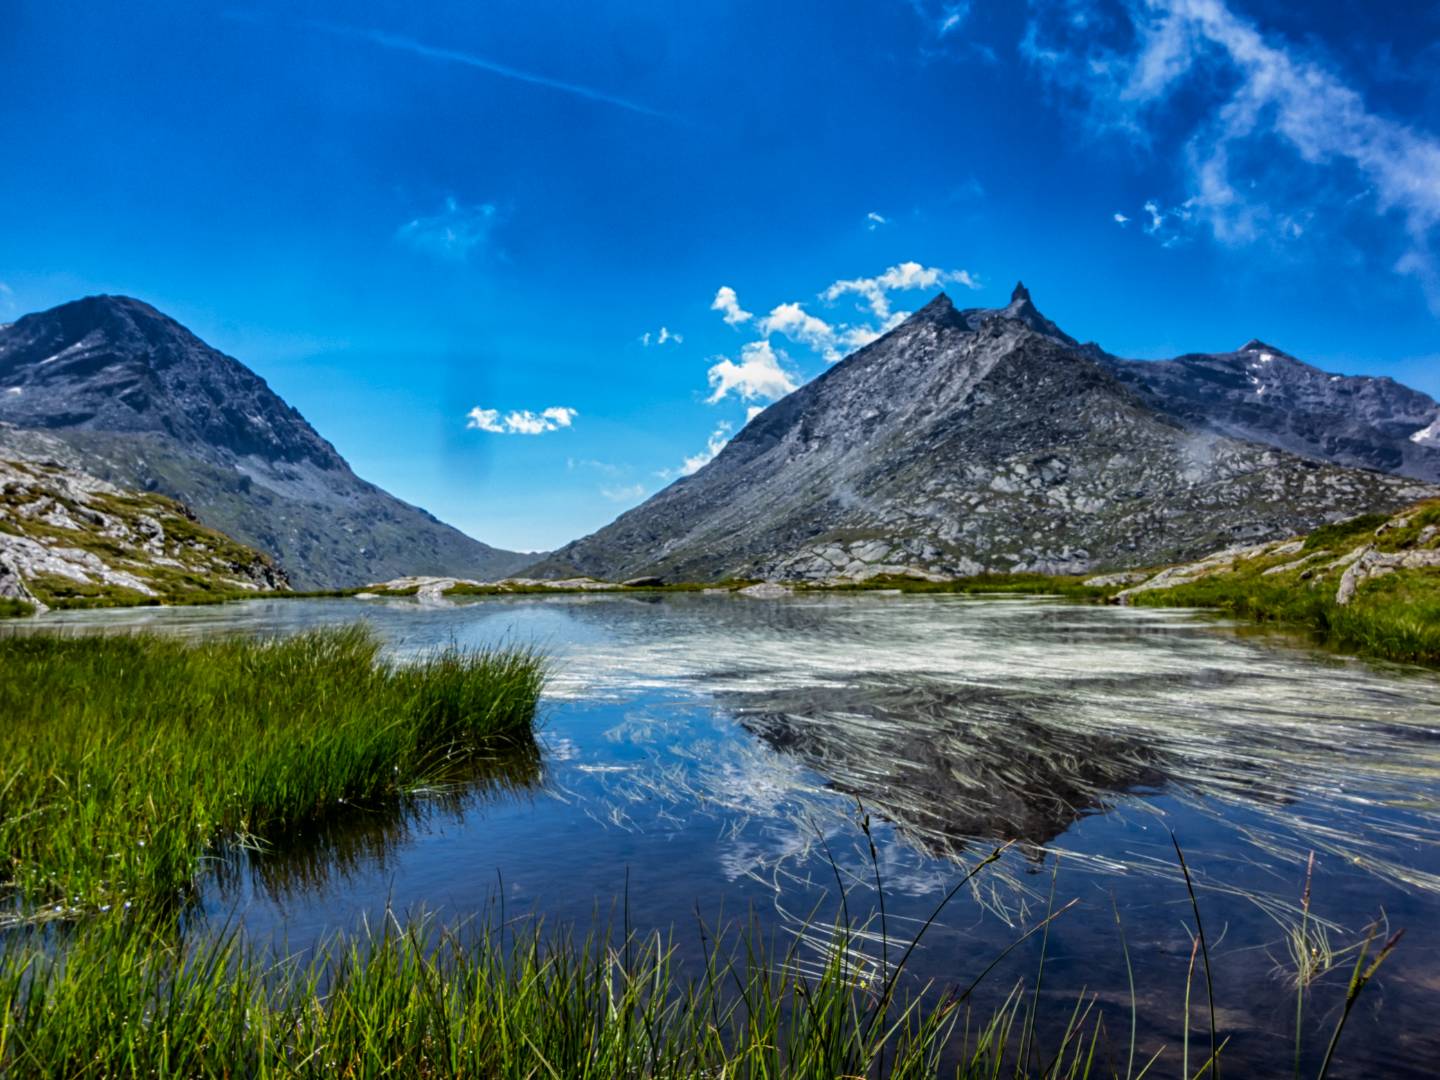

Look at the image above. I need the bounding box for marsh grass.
[0,843,1399,1078]
[0,627,545,919]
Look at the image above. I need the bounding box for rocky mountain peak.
[910,291,961,325]
[1010,281,1032,304]
[1238,338,1284,355]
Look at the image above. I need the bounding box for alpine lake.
[8,590,1440,1076]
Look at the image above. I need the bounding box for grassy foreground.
[0,850,1399,1078]
[0,627,545,918]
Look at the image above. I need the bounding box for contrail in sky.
[306,19,673,121]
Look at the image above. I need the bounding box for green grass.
[0,597,36,619]
[1125,501,1440,666]
[810,572,1119,601]
[0,847,1397,1078]
[0,626,545,918]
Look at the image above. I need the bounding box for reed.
[0,626,545,919]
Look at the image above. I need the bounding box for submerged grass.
[0,627,545,919]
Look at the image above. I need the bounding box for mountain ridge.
[528,288,1440,583]
[0,295,535,589]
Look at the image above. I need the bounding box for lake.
[11,591,1440,1075]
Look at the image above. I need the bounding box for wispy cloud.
[397,198,498,260]
[601,482,647,502]
[641,326,683,347]
[1025,0,1440,311]
[711,286,753,326]
[1112,212,1130,226]
[466,405,577,435]
[567,457,625,476]
[679,422,733,476]
[866,211,889,231]
[306,20,671,120]
[907,1,973,38]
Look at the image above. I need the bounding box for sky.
[2,0,1439,551]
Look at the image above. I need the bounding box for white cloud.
[641,326,683,347]
[397,198,499,260]
[822,261,980,319]
[680,422,733,476]
[466,405,577,435]
[1113,212,1130,226]
[746,405,765,423]
[866,211,888,231]
[711,285,753,326]
[601,482,647,502]
[758,302,840,361]
[1025,0,1440,311]
[706,340,799,403]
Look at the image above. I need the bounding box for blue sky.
[2,0,1439,551]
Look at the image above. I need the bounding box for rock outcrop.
[1,434,288,611]
[1104,500,1440,609]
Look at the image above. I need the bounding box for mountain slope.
[532,288,1438,583]
[1,426,287,614]
[1101,342,1440,483]
[0,296,534,588]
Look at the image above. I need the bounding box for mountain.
[531,284,1439,583]
[1,425,287,614]
[1100,342,1440,483]
[0,296,535,589]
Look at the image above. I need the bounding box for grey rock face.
[1,442,289,611]
[531,291,1439,583]
[1100,342,1440,483]
[0,296,535,588]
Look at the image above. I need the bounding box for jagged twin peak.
[533,285,1440,583]
[0,295,538,588]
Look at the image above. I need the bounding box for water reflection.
[11,592,1440,1075]
[213,733,545,905]
[732,678,1167,857]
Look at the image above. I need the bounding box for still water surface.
[16,592,1440,1074]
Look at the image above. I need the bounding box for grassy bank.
[0,627,545,918]
[1126,503,1440,666]
[809,572,1117,601]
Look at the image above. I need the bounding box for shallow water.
[13,592,1440,1074]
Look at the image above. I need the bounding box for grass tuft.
[0,626,545,919]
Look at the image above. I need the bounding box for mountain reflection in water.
[733,679,1167,857]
